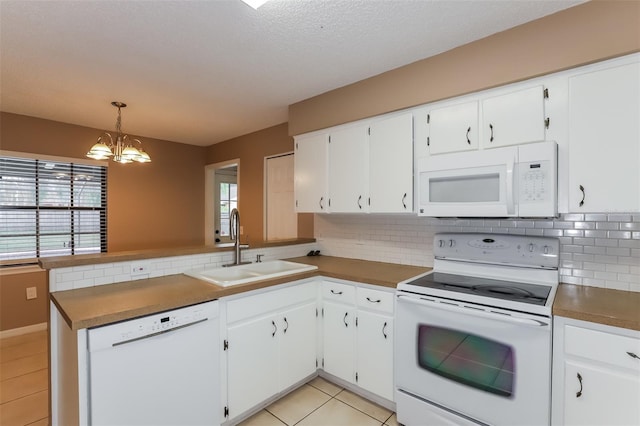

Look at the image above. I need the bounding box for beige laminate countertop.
[553,283,640,331]
[51,256,429,330]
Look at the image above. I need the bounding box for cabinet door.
[322,301,356,383]
[428,101,478,155]
[328,125,369,212]
[568,62,640,212]
[294,133,329,213]
[279,301,318,391]
[369,113,414,213]
[227,315,279,419]
[481,85,546,148]
[563,360,640,425]
[356,311,394,401]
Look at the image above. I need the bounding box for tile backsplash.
[315,213,640,292]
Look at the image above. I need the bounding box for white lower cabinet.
[223,278,396,423]
[356,310,393,401]
[224,281,318,421]
[552,316,640,426]
[322,300,356,383]
[321,280,395,401]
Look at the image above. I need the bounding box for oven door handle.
[396,294,550,327]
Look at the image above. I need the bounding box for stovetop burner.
[405,272,552,306]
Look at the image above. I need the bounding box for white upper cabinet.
[369,113,414,213]
[481,85,548,148]
[328,124,370,213]
[567,61,640,212]
[294,133,329,213]
[428,101,479,154]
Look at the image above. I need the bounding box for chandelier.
[86,101,151,163]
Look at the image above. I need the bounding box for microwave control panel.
[517,141,557,217]
[519,160,551,202]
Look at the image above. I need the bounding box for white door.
[369,113,414,213]
[328,125,370,212]
[563,360,640,425]
[294,133,329,213]
[266,154,297,240]
[279,302,318,391]
[227,315,279,419]
[481,85,546,148]
[356,311,394,401]
[428,101,479,155]
[322,301,356,383]
[567,62,640,212]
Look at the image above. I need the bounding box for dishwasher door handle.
[112,318,209,347]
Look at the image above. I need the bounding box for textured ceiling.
[0,0,583,146]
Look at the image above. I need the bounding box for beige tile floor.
[0,330,397,426]
[239,377,398,426]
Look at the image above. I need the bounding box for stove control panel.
[434,233,559,269]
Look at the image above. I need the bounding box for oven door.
[395,292,551,426]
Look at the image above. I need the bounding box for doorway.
[205,160,239,245]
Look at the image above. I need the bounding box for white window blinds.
[0,155,107,264]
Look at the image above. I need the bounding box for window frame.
[0,151,108,266]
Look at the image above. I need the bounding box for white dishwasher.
[87,300,220,426]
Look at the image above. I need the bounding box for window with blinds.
[0,155,107,265]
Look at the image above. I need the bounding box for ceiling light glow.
[240,0,270,10]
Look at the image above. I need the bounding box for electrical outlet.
[26,287,37,300]
[240,225,244,235]
[130,263,150,276]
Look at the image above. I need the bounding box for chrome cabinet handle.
[283,317,288,334]
[357,195,362,210]
[382,321,388,339]
[627,352,640,359]
[576,372,583,398]
[366,297,381,303]
[466,126,471,145]
[272,320,277,337]
[319,197,324,210]
[489,123,494,142]
[402,193,407,209]
[330,289,343,295]
[579,185,585,207]
[343,312,348,327]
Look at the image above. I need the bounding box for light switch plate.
[26,286,37,300]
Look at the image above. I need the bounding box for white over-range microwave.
[418,141,557,217]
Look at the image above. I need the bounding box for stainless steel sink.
[184,260,318,287]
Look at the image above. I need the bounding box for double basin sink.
[184,260,318,287]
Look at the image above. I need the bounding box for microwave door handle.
[506,155,515,215]
[396,294,549,328]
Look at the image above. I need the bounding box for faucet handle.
[256,254,264,263]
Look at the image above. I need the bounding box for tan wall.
[289,1,640,135]
[1,112,207,252]
[205,123,314,241]
[0,269,48,331]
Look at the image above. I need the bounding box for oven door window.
[418,325,514,397]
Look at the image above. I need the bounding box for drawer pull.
[330,290,343,295]
[366,297,381,303]
[627,352,640,360]
[576,372,583,398]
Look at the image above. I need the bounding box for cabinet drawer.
[565,325,640,370]
[322,281,355,304]
[357,287,393,314]
[227,282,317,324]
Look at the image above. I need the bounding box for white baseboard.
[0,322,48,339]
